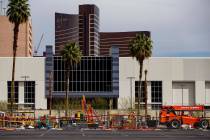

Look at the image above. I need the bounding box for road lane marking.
[39,129,51,137]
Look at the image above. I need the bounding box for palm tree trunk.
[65,62,69,117]
[144,70,148,120]
[137,60,143,122]
[10,23,19,115]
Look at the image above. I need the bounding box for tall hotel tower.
[79,5,100,56]
[55,4,99,56]
[55,13,79,56]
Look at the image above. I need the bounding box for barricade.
[4,112,209,130]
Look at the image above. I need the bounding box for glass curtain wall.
[53,56,112,92]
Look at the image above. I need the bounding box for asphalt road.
[0,129,210,140]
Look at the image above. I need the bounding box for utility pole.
[49,71,53,116]
[127,77,135,110]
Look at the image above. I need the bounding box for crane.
[34,33,44,56]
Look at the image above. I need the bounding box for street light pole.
[127,77,135,110]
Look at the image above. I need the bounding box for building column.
[162,81,172,106]
[147,82,151,109]
[35,81,47,109]
[18,81,24,109]
[110,46,119,108]
[195,81,205,105]
[0,81,8,101]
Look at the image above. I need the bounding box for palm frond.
[7,0,30,24]
[129,33,153,62]
[61,42,82,66]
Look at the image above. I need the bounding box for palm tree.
[129,33,153,120]
[7,0,30,114]
[61,42,82,117]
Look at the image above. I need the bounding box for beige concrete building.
[0,55,210,111]
[0,16,33,57]
[0,57,47,109]
[119,57,210,110]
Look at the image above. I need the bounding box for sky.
[2,0,210,56]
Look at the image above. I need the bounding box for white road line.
[39,129,51,137]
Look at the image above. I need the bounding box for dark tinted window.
[53,56,112,92]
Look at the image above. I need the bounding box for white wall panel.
[205,82,210,105]
[172,82,195,106]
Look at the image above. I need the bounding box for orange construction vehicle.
[159,105,209,129]
[81,95,100,124]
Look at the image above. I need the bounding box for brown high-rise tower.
[0,16,33,57]
[55,5,99,56]
[100,31,150,57]
[79,4,100,56]
[55,13,79,56]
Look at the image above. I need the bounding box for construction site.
[0,96,210,131]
